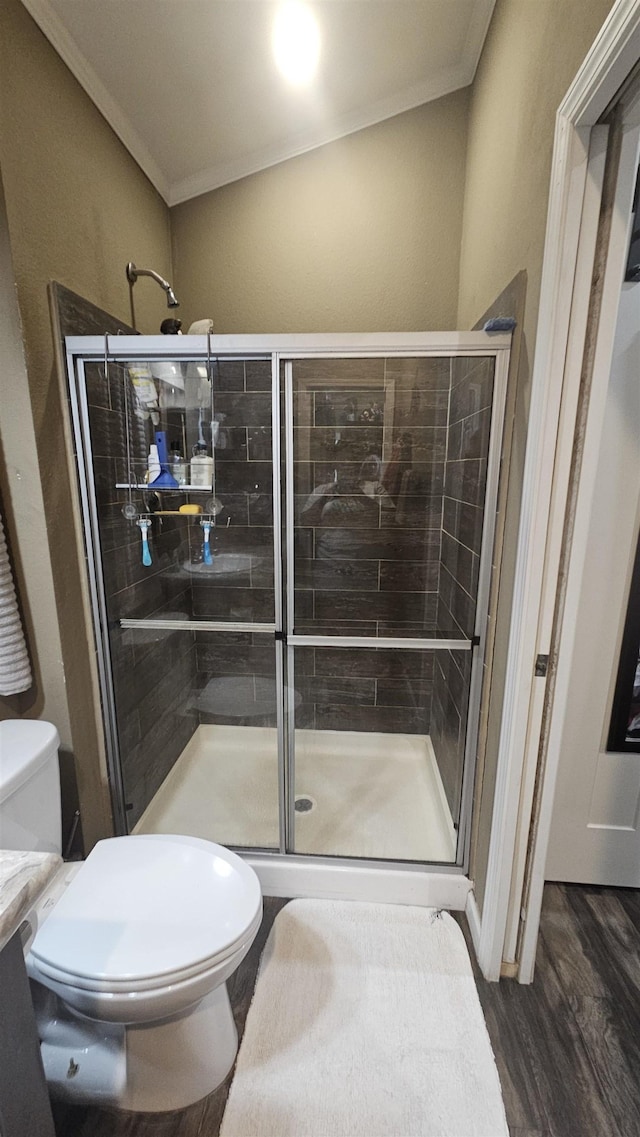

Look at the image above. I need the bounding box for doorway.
[544,98,640,885]
[483,0,640,984]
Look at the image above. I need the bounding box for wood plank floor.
[52,885,640,1137]
[459,884,640,1137]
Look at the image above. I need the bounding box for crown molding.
[20,0,495,207]
[20,0,170,201]
[169,62,472,205]
[560,0,640,123]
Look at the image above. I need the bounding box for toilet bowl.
[0,720,263,1112]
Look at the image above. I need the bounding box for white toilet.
[0,719,263,1112]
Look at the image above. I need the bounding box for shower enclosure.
[66,333,509,890]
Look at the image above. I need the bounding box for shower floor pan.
[134,724,456,863]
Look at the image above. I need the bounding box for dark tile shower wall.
[431,356,494,821]
[294,647,434,734]
[192,356,452,737]
[195,630,278,728]
[291,356,450,733]
[190,359,277,726]
[86,361,198,827]
[113,626,197,826]
[87,349,496,836]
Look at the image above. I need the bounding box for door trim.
[477,0,640,983]
[503,123,610,964]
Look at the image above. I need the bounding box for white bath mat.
[220,900,509,1137]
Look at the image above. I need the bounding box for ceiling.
[21,0,496,206]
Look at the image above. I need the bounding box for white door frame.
[543,118,640,887]
[475,0,640,983]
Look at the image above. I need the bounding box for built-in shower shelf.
[115,483,213,492]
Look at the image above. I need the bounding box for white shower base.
[134,724,456,863]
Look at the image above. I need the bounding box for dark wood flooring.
[463,884,640,1137]
[52,885,640,1137]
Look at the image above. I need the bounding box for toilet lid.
[29,835,262,985]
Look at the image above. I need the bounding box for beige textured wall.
[171,92,470,333]
[456,0,615,911]
[0,0,173,847]
[458,0,614,340]
[0,176,65,731]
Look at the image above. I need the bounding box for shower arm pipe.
[126,263,179,331]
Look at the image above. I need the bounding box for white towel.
[187,319,214,335]
[0,514,32,695]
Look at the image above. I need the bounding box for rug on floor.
[220,899,509,1137]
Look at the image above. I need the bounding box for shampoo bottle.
[191,443,214,488]
[147,443,161,483]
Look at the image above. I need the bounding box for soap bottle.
[169,441,189,486]
[147,443,161,483]
[190,443,214,488]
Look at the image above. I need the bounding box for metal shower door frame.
[65,333,510,872]
[279,343,510,870]
[66,342,285,846]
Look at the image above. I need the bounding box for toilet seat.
[29,834,262,991]
[30,937,259,1025]
[31,904,263,994]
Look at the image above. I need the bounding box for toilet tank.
[0,720,62,854]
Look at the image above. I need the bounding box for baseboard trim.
[246,856,472,909]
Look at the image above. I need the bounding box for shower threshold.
[134,724,456,863]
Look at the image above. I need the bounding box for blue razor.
[201,519,213,565]
[138,518,152,566]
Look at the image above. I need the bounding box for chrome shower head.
[126,262,180,309]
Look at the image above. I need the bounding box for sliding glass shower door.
[282,354,497,863]
[67,335,507,869]
[71,348,283,848]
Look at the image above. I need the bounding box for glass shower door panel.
[286,353,497,864]
[115,626,280,849]
[81,354,280,841]
[290,645,471,862]
[290,355,494,640]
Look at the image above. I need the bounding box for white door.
[545,119,640,885]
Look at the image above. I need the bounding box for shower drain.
[294,795,316,813]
